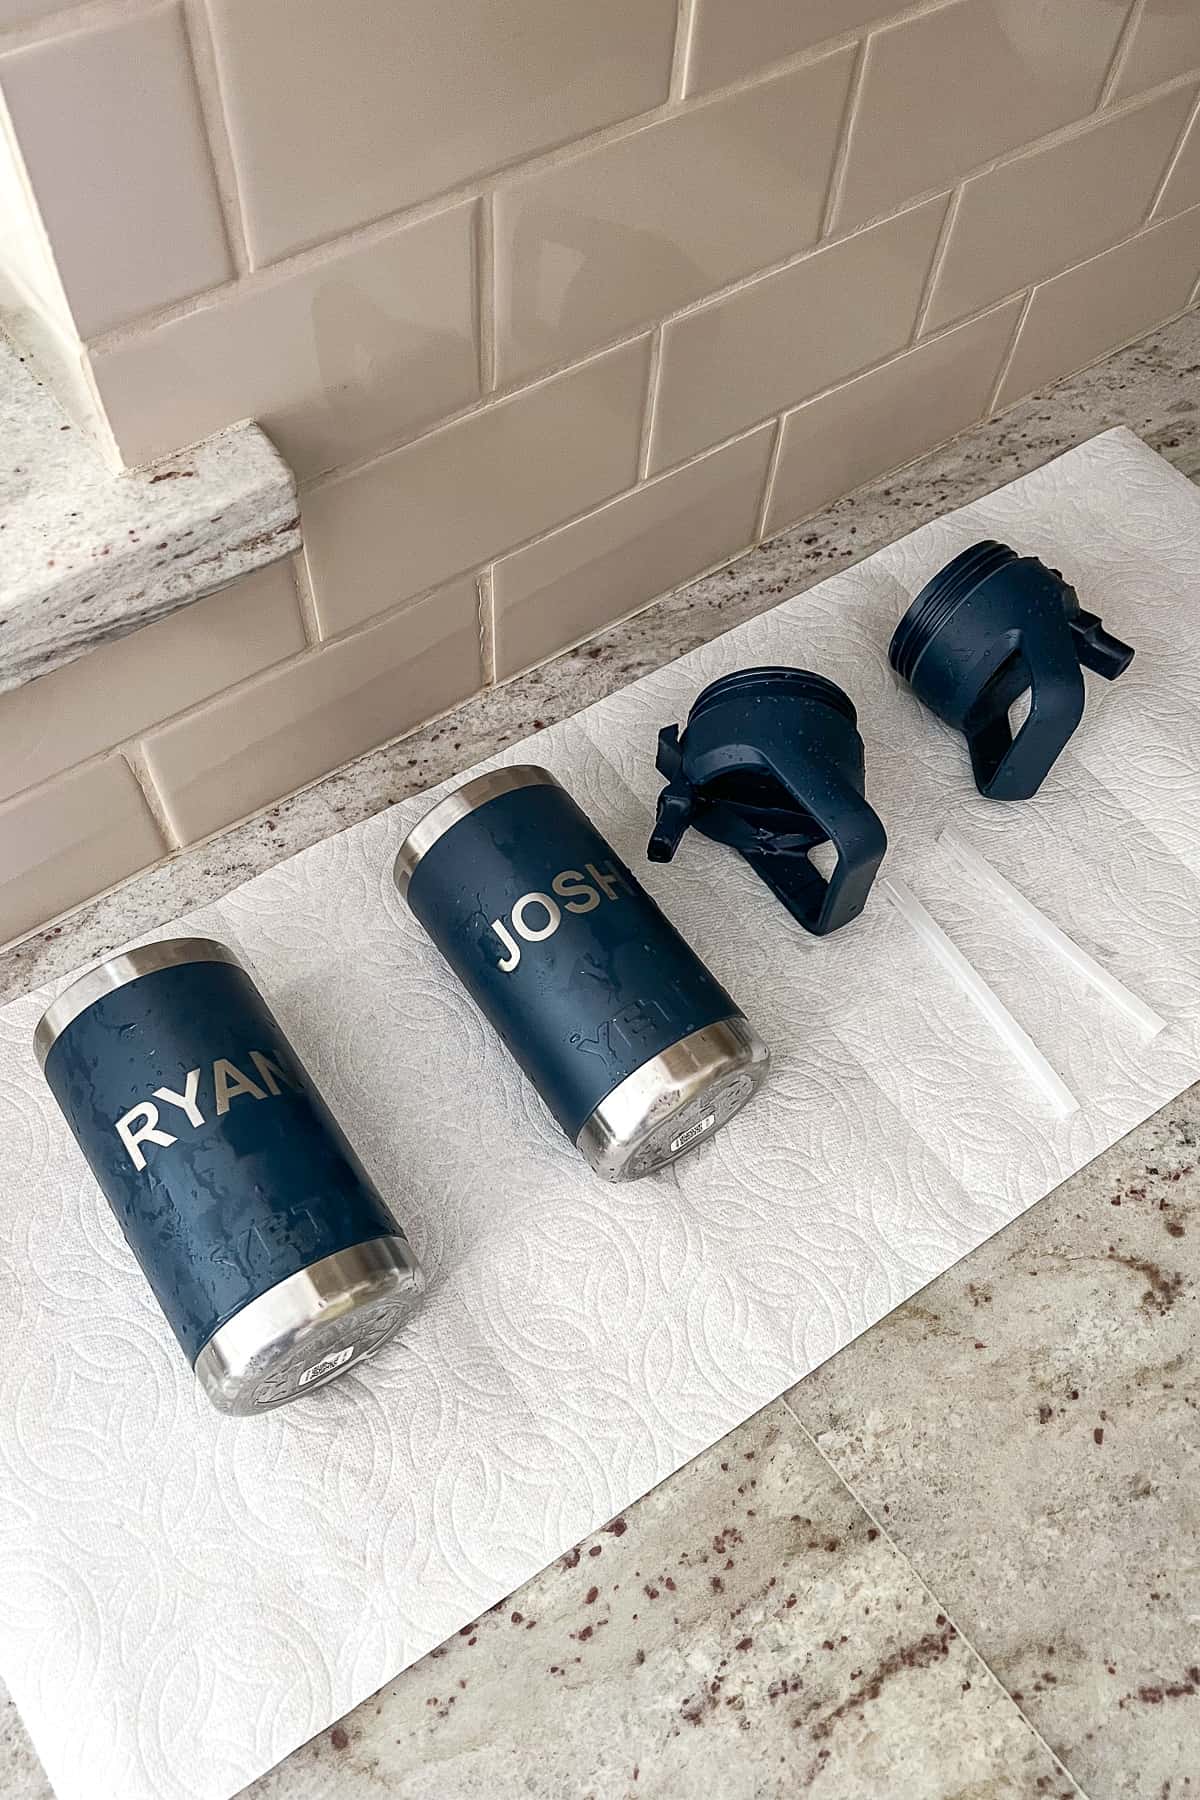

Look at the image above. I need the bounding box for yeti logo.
[488,861,631,972]
[114,1049,299,1170]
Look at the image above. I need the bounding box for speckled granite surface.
[0,329,299,697]
[1,315,1198,1799]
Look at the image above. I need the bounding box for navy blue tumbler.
[36,938,422,1414]
[393,766,769,1179]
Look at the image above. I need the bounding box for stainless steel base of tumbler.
[194,1235,424,1415]
[576,1016,768,1182]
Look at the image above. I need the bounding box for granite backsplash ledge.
[0,330,300,695]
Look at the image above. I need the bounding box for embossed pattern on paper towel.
[2,429,1200,1800]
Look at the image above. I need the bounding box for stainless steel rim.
[34,936,242,1069]
[194,1235,424,1416]
[576,1016,769,1182]
[393,765,559,897]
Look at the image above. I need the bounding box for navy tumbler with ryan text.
[36,937,422,1414]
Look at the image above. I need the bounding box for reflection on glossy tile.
[1157,100,1200,218]
[836,0,1129,231]
[207,0,678,263]
[996,205,1200,406]
[766,300,1021,534]
[927,86,1195,330]
[495,51,854,383]
[0,3,232,336]
[88,201,479,475]
[0,562,304,805]
[687,0,898,93]
[0,757,164,948]
[493,424,773,678]
[303,337,649,636]
[1114,0,1200,99]
[650,198,946,472]
[142,577,482,844]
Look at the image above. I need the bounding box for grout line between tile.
[121,743,181,852]
[291,552,322,645]
[637,327,665,480]
[482,418,776,580]
[1147,84,1200,221]
[668,0,698,100]
[819,34,868,239]
[476,568,496,685]
[477,194,498,392]
[986,288,1035,415]
[911,185,961,341]
[1098,0,1148,110]
[500,530,761,686]
[181,0,251,278]
[153,671,498,860]
[754,416,786,541]
[778,1396,1094,1800]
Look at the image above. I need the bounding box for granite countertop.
[2,312,1198,1799]
[0,328,300,696]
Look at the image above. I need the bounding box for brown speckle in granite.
[1107,1249,1184,1314]
[809,1625,956,1742]
[329,1726,349,1751]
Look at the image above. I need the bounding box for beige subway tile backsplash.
[996,205,1200,408]
[835,0,1128,231]
[926,85,1196,332]
[686,0,898,95]
[1113,0,1200,101]
[0,563,304,805]
[142,578,483,845]
[0,3,232,337]
[494,50,855,384]
[303,337,650,637]
[0,757,165,947]
[493,424,774,680]
[765,300,1022,535]
[1158,103,1200,219]
[206,0,678,264]
[88,201,479,476]
[649,197,946,474]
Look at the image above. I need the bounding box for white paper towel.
[3,428,1200,1800]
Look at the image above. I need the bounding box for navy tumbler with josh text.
[393,765,768,1179]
